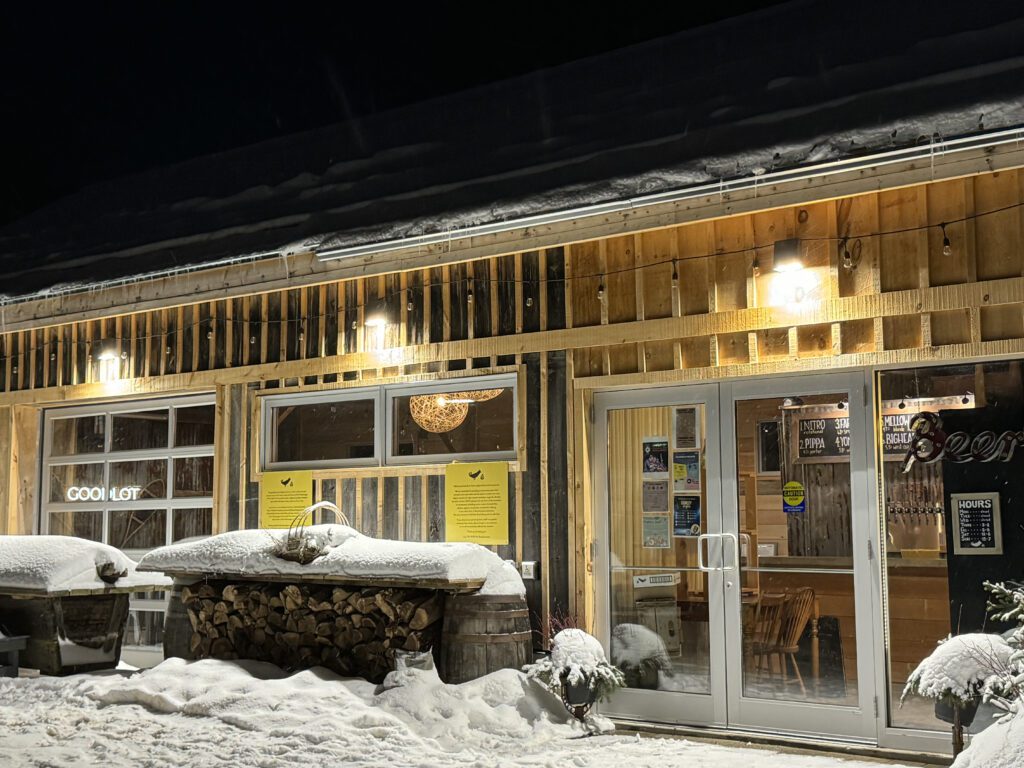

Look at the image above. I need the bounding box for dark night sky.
[0,2,786,225]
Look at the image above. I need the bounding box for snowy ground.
[0,659,917,768]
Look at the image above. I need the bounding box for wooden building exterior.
[2,123,1024,751]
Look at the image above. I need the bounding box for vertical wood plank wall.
[1,171,1024,636]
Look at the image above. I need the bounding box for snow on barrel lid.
[0,535,171,593]
[137,524,525,596]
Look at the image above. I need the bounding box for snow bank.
[903,633,1014,702]
[137,524,524,596]
[0,535,170,593]
[953,708,1024,768]
[0,657,923,767]
[87,657,571,751]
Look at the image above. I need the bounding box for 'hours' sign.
[951,492,1003,556]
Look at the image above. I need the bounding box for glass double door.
[596,373,879,742]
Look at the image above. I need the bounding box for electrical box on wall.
[519,561,539,580]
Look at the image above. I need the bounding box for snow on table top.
[0,536,170,594]
[137,525,525,596]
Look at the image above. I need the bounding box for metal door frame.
[593,372,880,742]
[593,383,727,727]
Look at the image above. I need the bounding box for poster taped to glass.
[641,437,669,479]
[673,494,702,537]
[642,513,671,548]
[674,406,701,450]
[672,451,701,493]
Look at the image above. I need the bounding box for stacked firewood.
[181,581,444,682]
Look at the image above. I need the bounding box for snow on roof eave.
[313,123,1024,261]
[3,121,1023,310]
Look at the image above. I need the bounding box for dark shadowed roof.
[2,0,1023,298]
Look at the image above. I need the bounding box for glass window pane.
[272,397,376,464]
[175,405,215,447]
[50,416,105,456]
[48,510,103,541]
[111,410,169,451]
[49,463,104,503]
[172,508,212,542]
[757,420,781,473]
[392,386,514,458]
[109,509,167,550]
[734,394,859,707]
[123,610,165,647]
[878,362,1014,736]
[173,457,214,498]
[109,460,167,499]
[607,403,711,694]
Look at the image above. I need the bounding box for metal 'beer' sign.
[902,412,1024,472]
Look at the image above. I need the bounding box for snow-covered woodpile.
[180,580,445,682]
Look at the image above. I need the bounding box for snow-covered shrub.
[902,633,1013,709]
[610,623,670,689]
[905,581,1024,767]
[524,628,625,704]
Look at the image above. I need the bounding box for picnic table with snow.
[0,536,171,596]
[136,524,523,595]
[0,536,170,675]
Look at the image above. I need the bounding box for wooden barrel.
[439,592,533,684]
[163,582,195,660]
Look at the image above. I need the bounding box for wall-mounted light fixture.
[773,238,803,273]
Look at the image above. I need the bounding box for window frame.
[41,394,217,558]
[259,373,519,470]
[755,418,782,476]
[40,393,216,651]
[384,373,519,466]
[260,386,383,470]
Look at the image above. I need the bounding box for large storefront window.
[261,374,517,469]
[42,395,216,651]
[878,361,1023,734]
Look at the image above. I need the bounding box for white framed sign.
[951,492,1003,556]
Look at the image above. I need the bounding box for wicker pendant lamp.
[409,395,469,433]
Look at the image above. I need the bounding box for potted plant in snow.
[524,628,625,723]
[902,632,1013,755]
[609,623,671,690]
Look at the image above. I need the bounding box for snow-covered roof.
[2,0,1023,298]
[136,524,525,596]
[0,535,171,594]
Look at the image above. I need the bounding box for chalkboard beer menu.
[796,416,851,461]
[881,413,915,457]
[951,492,1003,555]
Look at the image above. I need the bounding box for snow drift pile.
[0,535,170,594]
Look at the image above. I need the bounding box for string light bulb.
[407,292,414,312]
[672,260,680,286]
[941,223,952,256]
[467,289,474,304]
[250,336,256,345]
[597,279,605,301]
[526,297,533,307]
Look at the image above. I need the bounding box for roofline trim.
[315,126,1024,261]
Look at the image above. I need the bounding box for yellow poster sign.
[444,461,509,545]
[260,470,313,528]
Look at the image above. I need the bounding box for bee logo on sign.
[782,481,806,515]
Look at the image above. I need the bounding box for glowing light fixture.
[773,238,803,273]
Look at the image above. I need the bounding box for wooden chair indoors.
[771,587,817,695]
[750,593,785,680]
